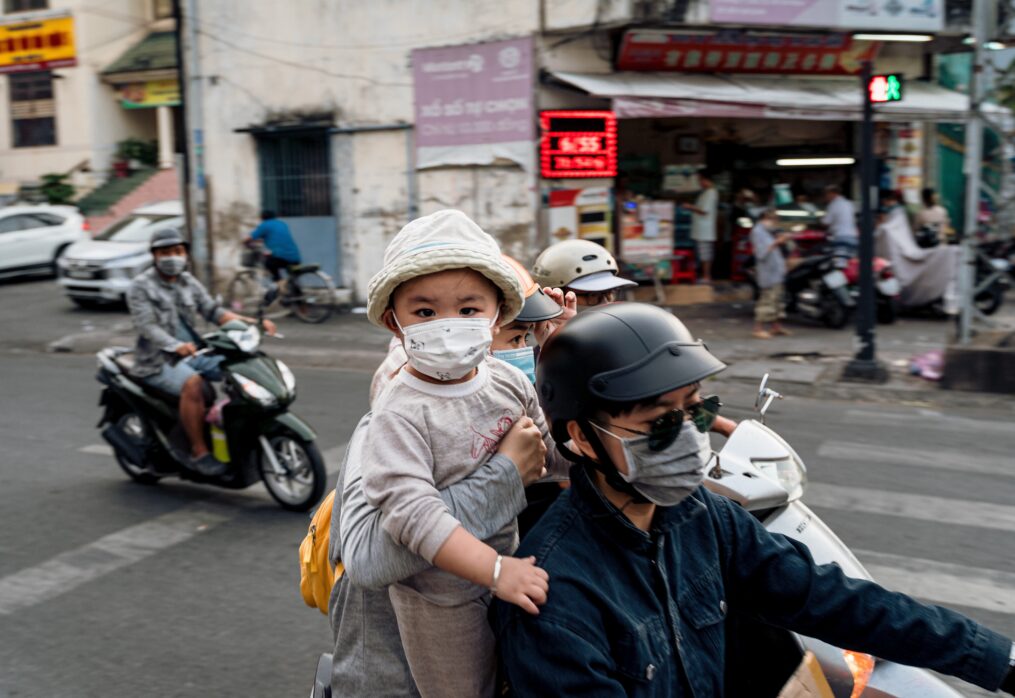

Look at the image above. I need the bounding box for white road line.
[805,483,1015,533]
[78,444,113,456]
[0,504,230,616]
[817,441,1013,478]
[843,408,1015,437]
[855,549,1015,615]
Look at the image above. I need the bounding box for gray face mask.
[155,255,187,276]
[593,420,712,506]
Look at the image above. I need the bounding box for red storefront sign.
[540,110,617,179]
[616,30,879,76]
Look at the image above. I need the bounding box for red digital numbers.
[540,110,617,179]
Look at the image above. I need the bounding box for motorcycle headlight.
[227,326,261,353]
[276,360,296,393]
[234,374,276,406]
[751,452,807,501]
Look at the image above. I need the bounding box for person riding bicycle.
[126,228,276,477]
[246,210,301,281]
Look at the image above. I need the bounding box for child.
[361,210,566,697]
[750,208,793,339]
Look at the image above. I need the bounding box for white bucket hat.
[366,209,525,327]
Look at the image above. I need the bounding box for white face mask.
[155,255,187,276]
[593,420,712,506]
[394,314,497,381]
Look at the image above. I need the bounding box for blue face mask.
[493,346,536,384]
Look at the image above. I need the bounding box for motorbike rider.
[492,302,1015,697]
[125,228,276,477]
[532,239,636,309]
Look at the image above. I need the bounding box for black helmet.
[537,303,726,444]
[149,227,189,251]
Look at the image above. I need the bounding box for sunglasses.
[596,395,723,452]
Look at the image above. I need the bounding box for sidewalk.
[42,292,1015,410]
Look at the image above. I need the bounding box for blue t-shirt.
[251,219,301,263]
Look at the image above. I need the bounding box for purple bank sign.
[710,0,943,32]
[412,36,535,169]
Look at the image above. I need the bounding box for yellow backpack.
[299,490,344,614]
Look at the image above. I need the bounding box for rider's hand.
[711,416,738,438]
[493,556,549,615]
[497,417,547,486]
[533,288,578,346]
[175,343,197,357]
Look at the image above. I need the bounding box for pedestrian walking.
[750,209,792,339]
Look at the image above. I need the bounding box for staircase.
[80,168,181,234]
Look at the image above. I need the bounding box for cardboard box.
[777,652,835,698]
[631,283,715,306]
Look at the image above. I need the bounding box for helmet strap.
[577,420,649,504]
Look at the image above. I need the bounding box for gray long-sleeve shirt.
[328,413,527,696]
[125,267,225,377]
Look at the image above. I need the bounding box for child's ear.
[382,308,402,338]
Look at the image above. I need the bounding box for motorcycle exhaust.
[101,424,146,466]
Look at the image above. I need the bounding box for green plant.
[115,137,159,167]
[40,173,75,205]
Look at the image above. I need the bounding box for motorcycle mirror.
[755,373,783,423]
[756,373,770,410]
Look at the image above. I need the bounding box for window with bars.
[256,130,333,217]
[9,71,56,147]
[3,0,48,12]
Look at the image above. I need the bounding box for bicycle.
[227,244,335,324]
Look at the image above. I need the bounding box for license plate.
[822,271,847,289]
[67,269,94,280]
[876,278,901,296]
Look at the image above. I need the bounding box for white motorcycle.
[705,374,961,698]
[310,376,962,698]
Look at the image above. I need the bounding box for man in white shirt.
[821,184,859,256]
[682,172,719,283]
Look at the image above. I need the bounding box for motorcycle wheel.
[821,298,850,329]
[114,413,162,485]
[259,432,326,511]
[877,298,899,324]
[974,284,1004,316]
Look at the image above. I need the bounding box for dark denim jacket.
[492,465,1012,697]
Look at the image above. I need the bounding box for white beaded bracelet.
[490,555,503,595]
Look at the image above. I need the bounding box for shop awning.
[101,31,178,84]
[549,71,1006,123]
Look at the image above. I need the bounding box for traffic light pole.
[843,59,888,383]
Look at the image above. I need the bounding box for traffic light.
[868,74,903,103]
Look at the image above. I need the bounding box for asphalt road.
[1,276,1013,697]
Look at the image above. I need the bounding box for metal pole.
[182,0,212,288]
[171,0,193,242]
[957,0,987,344]
[843,60,887,382]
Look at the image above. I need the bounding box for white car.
[57,201,184,307]
[0,204,89,279]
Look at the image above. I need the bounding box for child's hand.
[498,417,547,486]
[533,288,577,346]
[493,556,549,615]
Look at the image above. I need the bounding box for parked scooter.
[783,252,855,329]
[95,318,326,512]
[842,256,902,324]
[309,375,962,698]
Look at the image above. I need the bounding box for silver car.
[57,201,183,307]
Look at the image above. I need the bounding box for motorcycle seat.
[112,352,137,373]
[288,263,319,274]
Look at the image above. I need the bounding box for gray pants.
[388,584,496,698]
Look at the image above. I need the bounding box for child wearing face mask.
[359,210,570,698]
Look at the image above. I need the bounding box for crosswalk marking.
[806,483,1015,533]
[843,408,1015,437]
[855,549,1015,614]
[0,504,229,616]
[817,441,1013,478]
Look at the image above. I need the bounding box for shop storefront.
[538,28,984,285]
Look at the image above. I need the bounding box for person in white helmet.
[532,239,637,309]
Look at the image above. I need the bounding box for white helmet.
[531,239,636,292]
